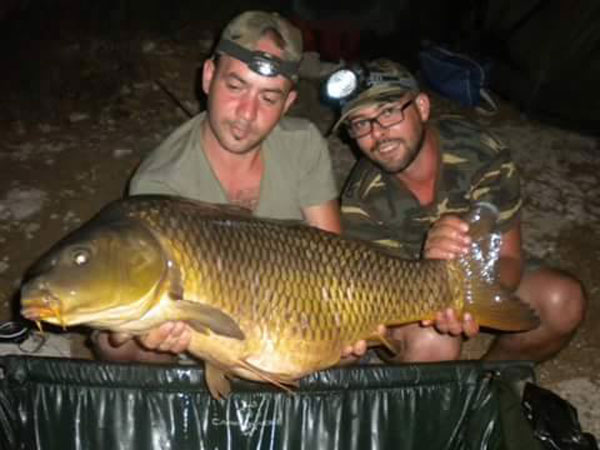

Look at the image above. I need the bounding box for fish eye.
[71,248,91,266]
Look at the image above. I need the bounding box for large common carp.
[21,195,538,398]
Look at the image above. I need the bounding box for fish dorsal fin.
[209,202,253,217]
[145,196,254,218]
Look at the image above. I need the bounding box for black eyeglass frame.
[346,98,416,138]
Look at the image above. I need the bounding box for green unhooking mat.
[0,356,540,450]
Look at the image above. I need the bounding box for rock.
[113,148,133,159]
[69,112,90,123]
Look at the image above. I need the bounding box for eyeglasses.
[346,99,415,138]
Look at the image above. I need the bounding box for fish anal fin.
[237,359,299,394]
[204,360,299,399]
[377,334,399,355]
[466,294,540,332]
[363,327,399,355]
[205,363,232,400]
[173,300,245,340]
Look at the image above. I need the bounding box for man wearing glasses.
[334,59,586,363]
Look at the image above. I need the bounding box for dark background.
[2,0,599,133]
[1,1,599,436]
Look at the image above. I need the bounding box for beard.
[371,125,426,174]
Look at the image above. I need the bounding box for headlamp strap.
[215,39,299,80]
[366,72,416,90]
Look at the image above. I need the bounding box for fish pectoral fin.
[238,359,299,393]
[205,363,232,400]
[466,293,540,332]
[174,300,245,340]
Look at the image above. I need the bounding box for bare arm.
[302,199,342,234]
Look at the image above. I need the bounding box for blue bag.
[418,45,498,114]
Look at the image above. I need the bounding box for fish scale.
[21,196,540,398]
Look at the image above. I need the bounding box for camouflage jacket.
[341,117,522,259]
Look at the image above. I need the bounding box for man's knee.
[413,331,462,361]
[520,268,587,334]
[546,273,586,333]
[382,326,462,363]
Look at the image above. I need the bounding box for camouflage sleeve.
[467,138,522,232]
[341,176,407,254]
[341,198,382,240]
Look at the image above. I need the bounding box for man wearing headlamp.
[334,59,586,364]
[93,11,349,362]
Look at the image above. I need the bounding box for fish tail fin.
[467,292,539,331]
[454,203,539,331]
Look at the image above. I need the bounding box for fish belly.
[188,329,344,381]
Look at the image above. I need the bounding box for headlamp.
[215,39,299,80]
[323,64,417,106]
[324,69,359,101]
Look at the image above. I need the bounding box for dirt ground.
[1,16,598,438]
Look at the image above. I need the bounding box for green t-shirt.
[341,117,522,259]
[129,113,338,221]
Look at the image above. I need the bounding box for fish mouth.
[21,287,67,329]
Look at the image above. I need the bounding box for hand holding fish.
[93,330,180,363]
[339,324,387,359]
[423,215,472,260]
[341,340,368,359]
[420,308,480,338]
[138,321,192,354]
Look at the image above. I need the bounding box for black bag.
[419,44,498,115]
[523,382,598,450]
[0,356,540,450]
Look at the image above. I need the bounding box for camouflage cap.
[215,11,303,80]
[332,59,419,131]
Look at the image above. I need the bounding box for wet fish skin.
[20,196,539,399]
